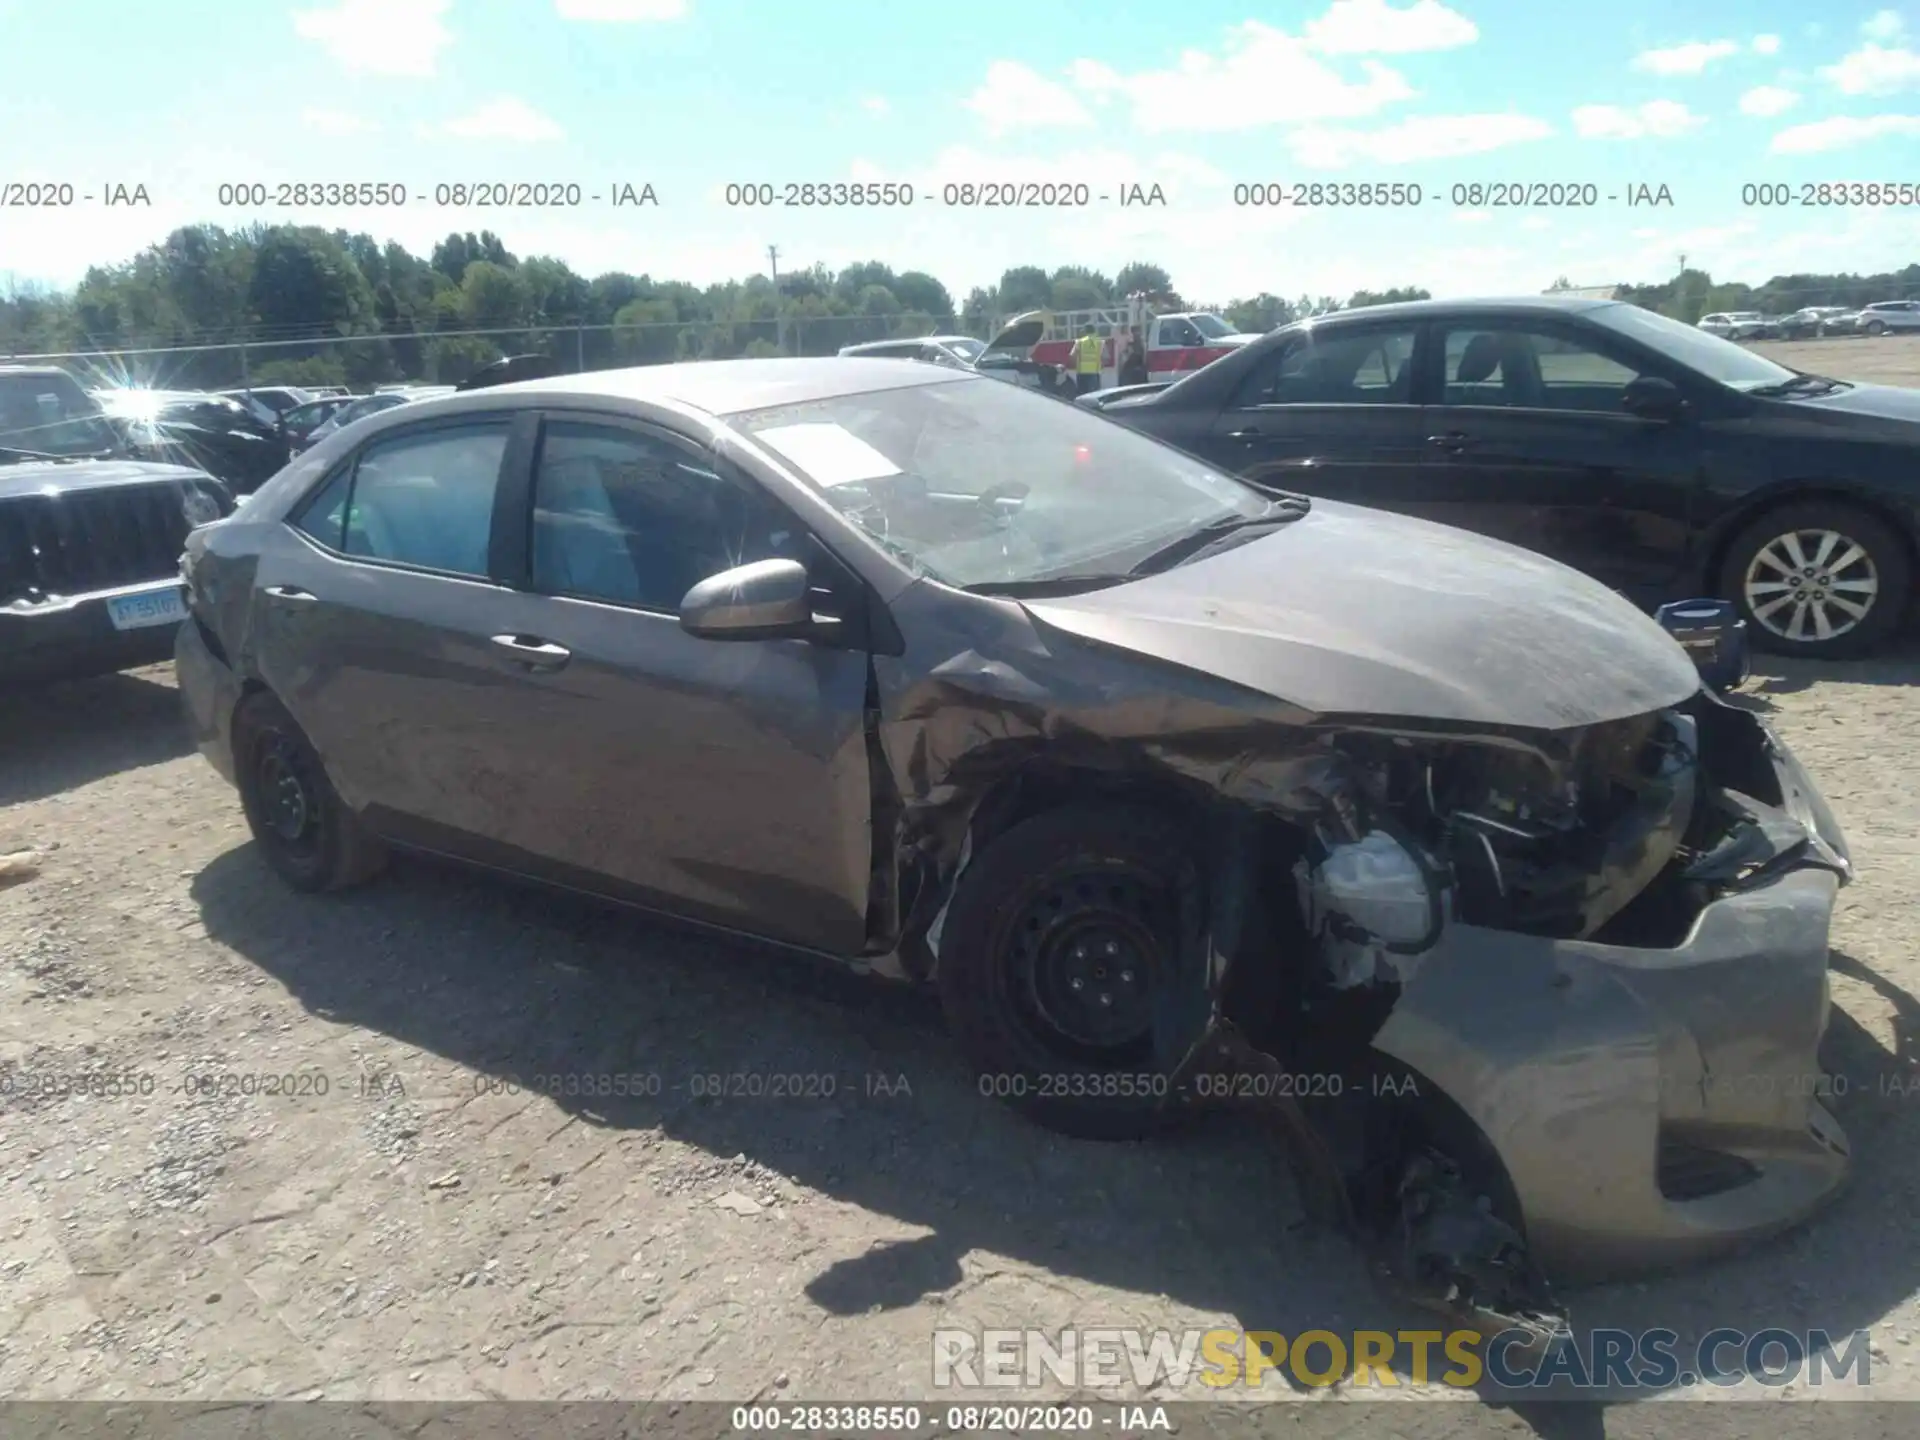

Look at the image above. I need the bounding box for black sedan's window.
[1441,327,1644,411]
[531,421,801,613]
[1239,327,1415,407]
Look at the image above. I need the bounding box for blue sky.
[1,0,1917,304]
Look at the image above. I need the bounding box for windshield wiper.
[1124,497,1311,578]
[1749,373,1848,398]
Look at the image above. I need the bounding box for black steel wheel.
[937,804,1197,1140]
[233,692,386,892]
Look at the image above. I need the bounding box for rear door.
[453,412,877,955]
[1413,316,1700,596]
[253,410,541,844]
[1196,319,1428,501]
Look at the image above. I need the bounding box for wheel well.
[1701,485,1920,596]
[954,763,1315,1019]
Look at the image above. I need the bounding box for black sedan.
[107,392,293,493]
[1082,295,1920,659]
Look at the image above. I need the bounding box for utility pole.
[768,244,784,354]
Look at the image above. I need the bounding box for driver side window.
[1441,326,1647,412]
[530,421,804,613]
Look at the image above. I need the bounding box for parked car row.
[1700,300,1920,340]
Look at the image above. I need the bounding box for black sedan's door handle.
[1225,427,1261,440]
[264,585,318,604]
[490,634,572,672]
[1426,431,1473,450]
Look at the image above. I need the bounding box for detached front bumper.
[1372,706,1851,1284]
[0,580,189,684]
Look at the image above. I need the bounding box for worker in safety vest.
[1074,327,1103,395]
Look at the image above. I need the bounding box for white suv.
[1856,301,1920,336]
[1697,311,1768,341]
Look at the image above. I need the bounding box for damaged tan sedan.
[174,357,1853,1338]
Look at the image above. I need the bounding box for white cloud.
[554,0,687,18]
[1302,0,1479,55]
[861,96,890,116]
[1571,100,1703,138]
[302,108,379,136]
[1821,43,1920,93]
[1862,11,1905,41]
[433,97,565,142]
[1066,21,1415,133]
[1738,85,1800,116]
[1752,34,1781,55]
[1631,40,1739,75]
[1770,113,1920,151]
[292,0,451,77]
[1287,112,1553,167]
[963,61,1092,135]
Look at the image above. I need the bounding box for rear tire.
[233,692,387,892]
[1718,501,1910,659]
[936,804,1199,1141]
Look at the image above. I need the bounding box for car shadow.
[0,666,190,809]
[1742,631,1920,699]
[188,849,1920,1415]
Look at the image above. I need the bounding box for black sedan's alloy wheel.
[233,692,387,892]
[937,804,1197,1141]
[1720,501,1910,659]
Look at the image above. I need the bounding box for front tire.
[1864,320,1888,336]
[937,805,1198,1141]
[233,692,387,892]
[1719,501,1910,659]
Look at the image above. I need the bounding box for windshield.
[0,373,122,457]
[1188,313,1237,339]
[1586,303,1798,391]
[943,338,986,362]
[731,375,1272,590]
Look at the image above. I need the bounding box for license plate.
[106,585,188,631]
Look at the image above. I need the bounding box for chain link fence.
[2,312,971,393]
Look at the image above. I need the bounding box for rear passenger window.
[292,465,353,549]
[343,423,510,577]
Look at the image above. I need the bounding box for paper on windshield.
[754,423,902,487]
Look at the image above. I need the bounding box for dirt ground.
[1750,333,1920,386]
[6,627,1920,1422]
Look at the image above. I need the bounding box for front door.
[1416,319,1700,598]
[472,414,875,956]
[1199,320,1429,502]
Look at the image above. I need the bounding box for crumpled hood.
[1026,500,1702,730]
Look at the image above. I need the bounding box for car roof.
[1284,294,1619,327]
[487,357,962,418]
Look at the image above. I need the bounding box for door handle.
[1426,431,1473,450]
[1225,427,1261,440]
[264,585,318,603]
[490,634,572,672]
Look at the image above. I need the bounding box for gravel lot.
[6,350,1920,1425]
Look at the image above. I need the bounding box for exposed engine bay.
[1164,693,1850,1350]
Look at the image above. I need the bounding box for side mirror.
[1622,375,1686,420]
[679,558,813,640]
